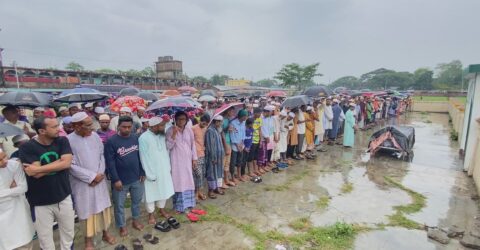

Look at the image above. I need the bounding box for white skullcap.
[252,103,259,108]
[71,112,89,123]
[34,107,45,112]
[213,115,223,121]
[288,112,295,118]
[332,99,339,103]
[68,103,81,109]
[85,102,94,108]
[59,106,68,112]
[273,102,281,106]
[137,106,146,111]
[254,100,259,104]
[99,114,110,121]
[306,106,313,111]
[120,107,132,113]
[140,117,150,123]
[149,116,162,126]
[280,111,287,116]
[94,107,105,114]
[349,103,356,107]
[264,105,275,111]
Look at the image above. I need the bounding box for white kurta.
[0,160,35,250]
[324,105,333,130]
[139,130,175,202]
[278,118,292,152]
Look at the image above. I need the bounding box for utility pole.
[0,48,5,87]
[13,61,19,89]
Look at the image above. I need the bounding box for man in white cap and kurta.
[109,107,142,134]
[67,112,116,249]
[138,115,177,227]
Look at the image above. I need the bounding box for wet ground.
[40,112,478,249]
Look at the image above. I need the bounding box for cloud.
[0,0,479,83]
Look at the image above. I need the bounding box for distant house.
[226,79,251,87]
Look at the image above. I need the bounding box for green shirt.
[252,117,262,144]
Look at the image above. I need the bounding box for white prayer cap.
[288,112,295,118]
[306,106,313,111]
[85,102,94,108]
[254,100,259,104]
[264,105,275,111]
[213,115,223,121]
[137,106,146,111]
[71,112,89,123]
[273,102,281,106]
[34,107,45,112]
[59,106,68,112]
[99,114,110,121]
[149,116,163,126]
[68,103,81,109]
[280,111,287,116]
[332,99,339,103]
[94,107,105,114]
[120,107,132,113]
[140,117,150,123]
[252,103,259,108]
[349,102,356,107]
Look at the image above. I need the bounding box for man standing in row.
[105,116,145,237]
[139,116,175,224]
[68,112,116,248]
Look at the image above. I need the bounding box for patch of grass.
[413,96,449,102]
[124,197,131,208]
[316,196,330,209]
[340,182,354,194]
[388,212,423,230]
[289,217,312,231]
[424,120,432,123]
[200,204,360,250]
[263,170,309,192]
[450,130,458,141]
[420,111,428,116]
[384,176,426,230]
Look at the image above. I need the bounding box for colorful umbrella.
[146,96,201,116]
[208,102,244,125]
[266,90,287,98]
[110,96,146,112]
[178,86,197,93]
[54,87,109,103]
[163,90,181,96]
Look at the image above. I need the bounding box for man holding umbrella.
[0,106,36,157]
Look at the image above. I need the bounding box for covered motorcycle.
[367,126,415,161]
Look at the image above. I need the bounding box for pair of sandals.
[251,176,262,183]
[154,217,180,232]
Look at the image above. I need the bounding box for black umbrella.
[119,87,140,97]
[303,86,333,97]
[0,123,24,138]
[53,87,109,103]
[223,92,238,98]
[0,91,51,108]
[200,89,217,97]
[281,95,312,108]
[136,92,159,101]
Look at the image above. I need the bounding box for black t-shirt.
[18,136,73,206]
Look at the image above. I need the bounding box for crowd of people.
[0,92,410,250]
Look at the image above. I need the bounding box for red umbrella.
[209,102,244,125]
[178,86,197,93]
[163,90,181,96]
[267,90,287,97]
[110,96,146,112]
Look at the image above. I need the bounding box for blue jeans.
[112,180,144,228]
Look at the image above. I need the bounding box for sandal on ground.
[208,191,217,199]
[167,217,181,229]
[114,244,128,250]
[154,220,172,232]
[191,209,207,215]
[131,239,143,250]
[186,212,199,222]
[272,167,280,173]
[102,235,117,245]
[251,176,262,183]
[143,234,159,244]
[214,188,225,195]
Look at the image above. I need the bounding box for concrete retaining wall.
[448,98,466,139]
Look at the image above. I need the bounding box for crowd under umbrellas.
[0,85,412,250]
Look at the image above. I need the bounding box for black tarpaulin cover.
[368,125,415,155]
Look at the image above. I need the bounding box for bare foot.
[159,209,171,219]
[119,227,128,237]
[148,214,156,225]
[132,220,144,231]
[85,237,95,250]
[102,232,116,245]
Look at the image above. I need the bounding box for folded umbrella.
[54,87,109,103]
[0,91,51,108]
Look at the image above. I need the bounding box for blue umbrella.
[53,87,109,103]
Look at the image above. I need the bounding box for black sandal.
[131,239,143,250]
[251,176,262,183]
[143,234,159,244]
[114,244,128,250]
[167,217,181,229]
[154,220,172,232]
[272,167,280,173]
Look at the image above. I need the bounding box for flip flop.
[131,239,143,250]
[167,217,181,229]
[251,176,262,183]
[154,220,171,232]
[114,244,128,250]
[191,209,207,215]
[186,212,199,222]
[143,234,159,244]
[272,167,280,173]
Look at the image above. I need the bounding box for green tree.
[329,76,360,89]
[191,76,209,83]
[65,61,84,71]
[95,68,117,74]
[434,60,463,88]
[413,68,434,90]
[141,67,155,77]
[274,63,322,90]
[210,74,229,85]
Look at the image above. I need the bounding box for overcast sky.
[0,0,478,83]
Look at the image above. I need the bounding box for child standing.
[243,118,254,180]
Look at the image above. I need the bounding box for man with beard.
[139,116,178,228]
[204,115,225,199]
